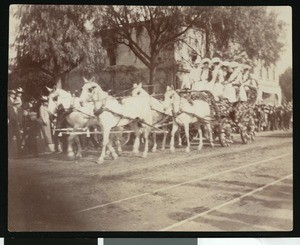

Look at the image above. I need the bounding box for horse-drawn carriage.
[173,86,257,148]
[47,78,258,163]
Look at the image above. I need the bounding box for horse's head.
[47,89,72,115]
[131,83,149,98]
[80,77,108,108]
[47,91,59,115]
[80,77,100,102]
[164,85,180,115]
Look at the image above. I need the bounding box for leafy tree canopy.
[279,67,292,102]
[193,6,286,66]
[13,5,106,85]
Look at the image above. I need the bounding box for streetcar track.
[75,153,291,214]
[92,140,292,179]
[160,174,292,231]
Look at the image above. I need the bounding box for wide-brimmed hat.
[201,58,211,65]
[221,61,230,67]
[211,57,222,64]
[16,87,24,93]
[8,89,16,94]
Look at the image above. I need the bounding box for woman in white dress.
[213,61,230,99]
[192,58,211,91]
[207,58,225,100]
[222,61,242,103]
[206,58,223,95]
[239,64,251,101]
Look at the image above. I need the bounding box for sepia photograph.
[7,5,292,231]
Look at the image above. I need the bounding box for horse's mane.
[56,88,71,97]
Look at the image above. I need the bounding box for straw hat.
[221,61,230,67]
[201,58,211,65]
[8,89,16,95]
[211,57,221,64]
[16,87,24,93]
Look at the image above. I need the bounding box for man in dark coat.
[8,90,22,157]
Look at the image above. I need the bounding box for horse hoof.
[161,147,165,151]
[76,153,82,159]
[67,152,75,158]
[97,158,104,164]
[197,146,203,151]
[170,148,175,153]
[151,148,157,153]
[210,143,215,148]
[142,153,148,158]
[185,147,190,153]
[112,153,118,160]
[133,151,139,156]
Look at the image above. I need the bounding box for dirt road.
[8,130,293,232]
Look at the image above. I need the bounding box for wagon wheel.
[240,111,256,144]
[219,118,233,147]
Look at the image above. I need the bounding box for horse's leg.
[142,128,150,158]
[115,134,122,154]
[197,124,203,150]
[107,139,118,160]
[178,128,182,147]
[161,127,167,150]
[67,135,75,158]
[132,125,141,155]
[170,123,179,153]
[206,123,214,148]
[74,135,82,158]
[152,132,157,152]
[184,123,191,153]
[98,125,112,164]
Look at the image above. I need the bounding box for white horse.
[80,78,153,163]
[163,86,214,153]
[47,87,98,158]
[131,84,172,152]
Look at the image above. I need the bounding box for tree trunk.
[205,29,211,58]
[149,65,156,94]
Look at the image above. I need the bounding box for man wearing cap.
[15,88,25,142]
[8,90,16,124]
[191,58,211,91]
[8,90,22,157]
[39,95,54,152]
